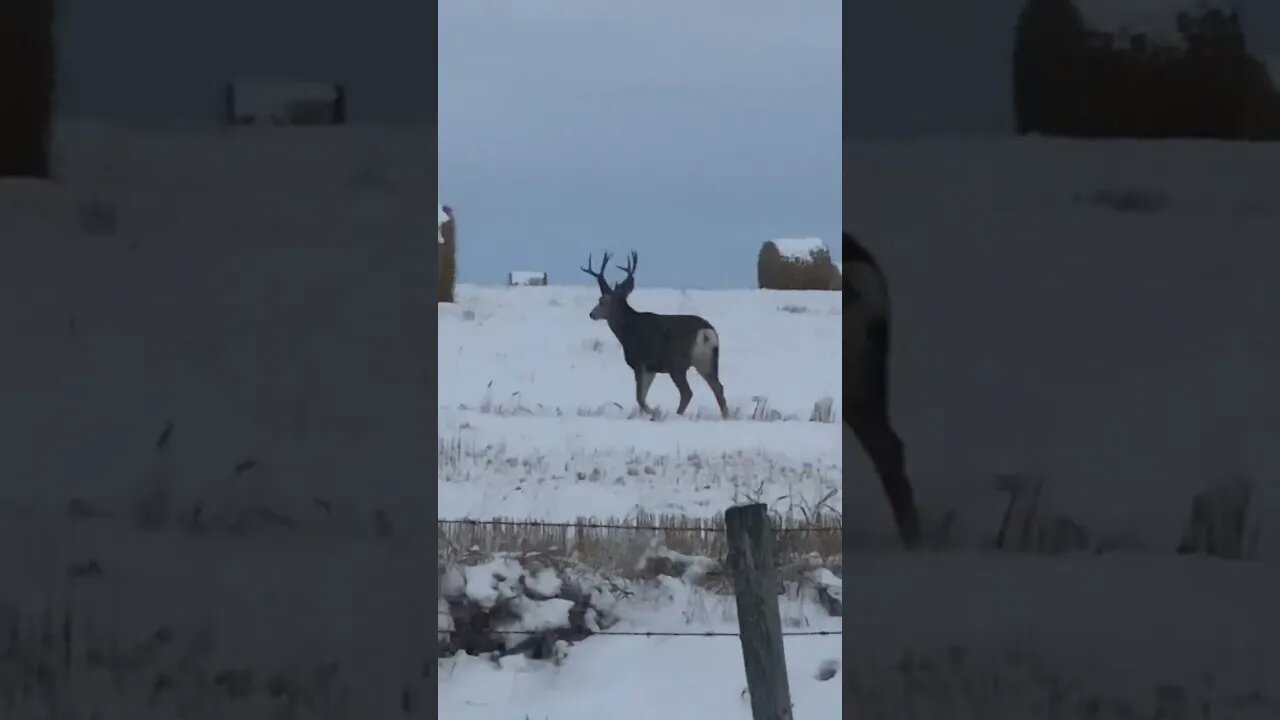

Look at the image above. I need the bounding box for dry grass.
[844,645,1279,719]
[757,241,840,291]
[438,510,842,580]
[454,387,838,423]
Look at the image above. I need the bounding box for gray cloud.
[440,0,842,288]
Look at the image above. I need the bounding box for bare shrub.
[809,396,836,423]
[1176,476,1260,560]
[992,474,1092,554]
[757,240,839,291]
[438,205,456,303]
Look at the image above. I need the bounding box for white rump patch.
[691,328,719,375]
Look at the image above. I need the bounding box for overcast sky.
[53,0,1280,288]
[439,0,842,289]
[55,0,433,126]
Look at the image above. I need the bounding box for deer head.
[581,251,638,320]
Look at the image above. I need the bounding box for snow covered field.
[839,137,1280,717]
[1,124,431,718]
[437,283,843,718]
[442,137,1280,718]
[438,284,843,523]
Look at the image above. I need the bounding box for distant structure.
[507,271,548,287]
[757,238,840,291]
[439,205,456,303]
[222,79,347,127]
[1013,0,1280,139]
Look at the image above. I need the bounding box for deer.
[581,251,731,420]
[843,232,922,549]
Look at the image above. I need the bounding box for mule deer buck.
[582,251,730,420]
[844,232,922,548]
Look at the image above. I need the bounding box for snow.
[439,553,842,720]
[438,283,842,522]
[457,136,1276,718]
[1,122,431,715]
[832,133,1280,714]
[768,236,827,261]
[1073,0,1237,47]
[439,277,842,716]
[846,137,1280,550]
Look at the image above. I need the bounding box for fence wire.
[438,515,842,644]
[437,517,840,534]
[440,628,841,638]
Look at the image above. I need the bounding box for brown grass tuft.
[438,511,842,578]
[757,240,840,291]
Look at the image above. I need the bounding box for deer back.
[613,311,713,373]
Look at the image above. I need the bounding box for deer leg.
[848,408,921,548]
[634,368,656,416]
[696,369,730,419]
[671,370,694,415]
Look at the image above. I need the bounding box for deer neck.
[605,301,637,341]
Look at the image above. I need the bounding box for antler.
[580,251,613,295]
[614,250,638,296]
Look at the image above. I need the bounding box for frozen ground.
[438,283,843,523]
[845,137,1280,551]
[442,136,1280,717]
[837,136,1280,717]
[0,123,431,717]
[438,283,843,718]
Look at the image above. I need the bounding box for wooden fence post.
[725,503,793,720]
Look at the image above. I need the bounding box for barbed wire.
[438,518,841,534]
[438,626,840,638]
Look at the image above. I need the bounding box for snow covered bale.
[1176,476,1260,560]
[507,270,547,287]
[1013,0,1280,140]
[222,78,347,126]
[438,204,456,303]
[758,238,839,291]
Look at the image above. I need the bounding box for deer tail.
[692,328,720,377]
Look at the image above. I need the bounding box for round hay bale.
[1013,0,1280,140]
[757,238,838,291]
[438,204,456,303]
[828,262,842,291]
